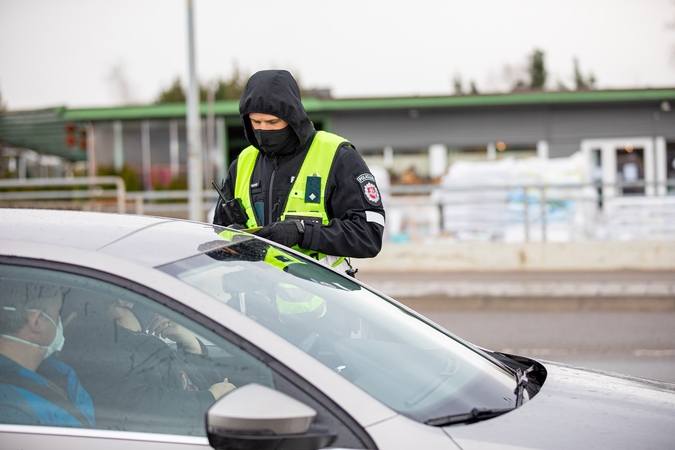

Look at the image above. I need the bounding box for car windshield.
[159,231,517,423]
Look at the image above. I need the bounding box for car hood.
[446,361,675,450]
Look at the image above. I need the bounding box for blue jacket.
[0,354,95,427]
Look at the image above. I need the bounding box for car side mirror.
[206,383,337,450]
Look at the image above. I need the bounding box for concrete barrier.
[354,240,675,272]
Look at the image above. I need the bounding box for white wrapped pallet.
[433,152,592,242]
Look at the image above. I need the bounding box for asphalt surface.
[422,310,675,383]
[357,270,675,311]
[357,271,675,383]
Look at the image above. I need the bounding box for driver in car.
[0,280,95,427]
[59,297,235,433]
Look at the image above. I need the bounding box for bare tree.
[106,61,138,105]
[501,63,528,92]
[573,58,596,90]
[452,74,463,95]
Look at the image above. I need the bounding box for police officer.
[214,70,385,274]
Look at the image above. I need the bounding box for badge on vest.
[305,175,321,203]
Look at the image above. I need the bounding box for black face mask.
[253,126,298,156]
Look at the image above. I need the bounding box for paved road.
[359,271,675,283]
[358,271,675,309]
[420,310,675,383]
[357,271,675,383]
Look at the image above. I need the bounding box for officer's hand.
[254,221,303,248]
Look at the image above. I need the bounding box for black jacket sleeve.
[299,144,385,258]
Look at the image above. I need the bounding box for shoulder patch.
[357,173,376,183]
[356,173,381,206]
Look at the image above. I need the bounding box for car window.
[0,264,273,437]
[160,232,519,423]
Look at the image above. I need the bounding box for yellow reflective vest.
[234,131,347,266]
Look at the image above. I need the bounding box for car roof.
[0,208,234,267]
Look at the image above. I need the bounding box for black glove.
[254,221,303,248]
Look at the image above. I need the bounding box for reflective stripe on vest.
[263,246,305,269]
[276,283,327,322]
[263,247,326,321]
[233,149,260,229]
[234,130,347,265]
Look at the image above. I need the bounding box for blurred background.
[1,0,674,382]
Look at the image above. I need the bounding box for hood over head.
[239,70,315,154]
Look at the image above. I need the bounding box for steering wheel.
[405,354,460,406]
[298,333,321,357]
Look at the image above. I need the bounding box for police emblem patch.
[356,172,382,206]
[363,182,380,204]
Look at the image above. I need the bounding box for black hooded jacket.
[214,70,385,259]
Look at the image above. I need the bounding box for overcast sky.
[1,0,674,110]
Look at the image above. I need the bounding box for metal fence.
[0,177,128,213]
[0,177,218,219]
[387,181,675,242]
[1,177,674,242]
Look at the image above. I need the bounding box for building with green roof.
[1,88,674,190]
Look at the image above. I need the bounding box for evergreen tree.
[213,64,249,100]
[156,67,322,104]
[155,77,186,104]
[528,49,547,89]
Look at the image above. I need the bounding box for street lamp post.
[186,0,203,222]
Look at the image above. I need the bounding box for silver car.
[1,209,674,450]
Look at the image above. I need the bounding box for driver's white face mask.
[1,307,65,359]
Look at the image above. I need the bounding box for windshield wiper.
[514,365,535,408]
[427,364,536,426]
[425,407,514,426]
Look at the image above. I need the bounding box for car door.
[0,259,375,450]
